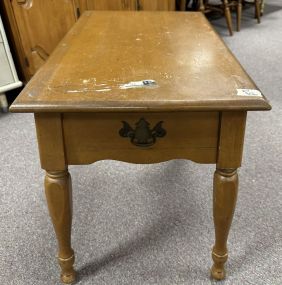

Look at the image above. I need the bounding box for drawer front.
[0,43,14,86]
[63,112,219,164]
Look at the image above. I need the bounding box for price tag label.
[120,80,157,90]
[237,89,262,97]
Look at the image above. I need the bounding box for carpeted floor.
[0,1,282,285]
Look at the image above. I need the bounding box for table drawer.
[63,112,219,164]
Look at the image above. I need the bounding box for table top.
[10,11,271,113]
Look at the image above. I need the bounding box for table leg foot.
[211,168,238,280]
[211,250,227,280]
[58,254,76,284]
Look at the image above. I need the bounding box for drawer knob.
[119,118,166,148]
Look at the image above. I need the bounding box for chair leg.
[180,0,186,11]
[237,0,242,31]
[223,0,233,36]
[261,0,265,16]
[255,0,261,23]
[199,0,205,12]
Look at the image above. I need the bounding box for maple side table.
[10,11,271,284]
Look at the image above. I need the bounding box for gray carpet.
[1,1,282,284]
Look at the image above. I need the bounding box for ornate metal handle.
[119,118,166,148]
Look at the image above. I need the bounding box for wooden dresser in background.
[0,0,176,82]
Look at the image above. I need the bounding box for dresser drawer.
[62,112,219,164]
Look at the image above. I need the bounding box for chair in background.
[198,0,242,36]
[254,0,262,22]
[243,0,263,24]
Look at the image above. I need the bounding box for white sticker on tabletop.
[236,89,262,97]
[119,80,157,90]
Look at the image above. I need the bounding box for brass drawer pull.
[119,118,166,147]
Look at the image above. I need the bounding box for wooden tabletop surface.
[10,11,271,113]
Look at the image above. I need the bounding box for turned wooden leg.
[223,0,233,36]
[45,170,76,284]
[255,0,261,23]
[211,168,238,280]
[237,0,242,31]
[199,0,205,12]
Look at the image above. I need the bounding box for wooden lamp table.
[10,11,271,284]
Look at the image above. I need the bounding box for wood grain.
[45,170,76,284]
[34,113,66,170]
[217,111,247,169]
[1,0,30,80]
[211,111,247,280]
[138,0,175,11]
[9,0,77,77]
[62,112,219,165]
[78,0,175,11]
[78,0,137,11]
[10,12,271,113]
[7,10,272,285]
[211,168,238,280]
